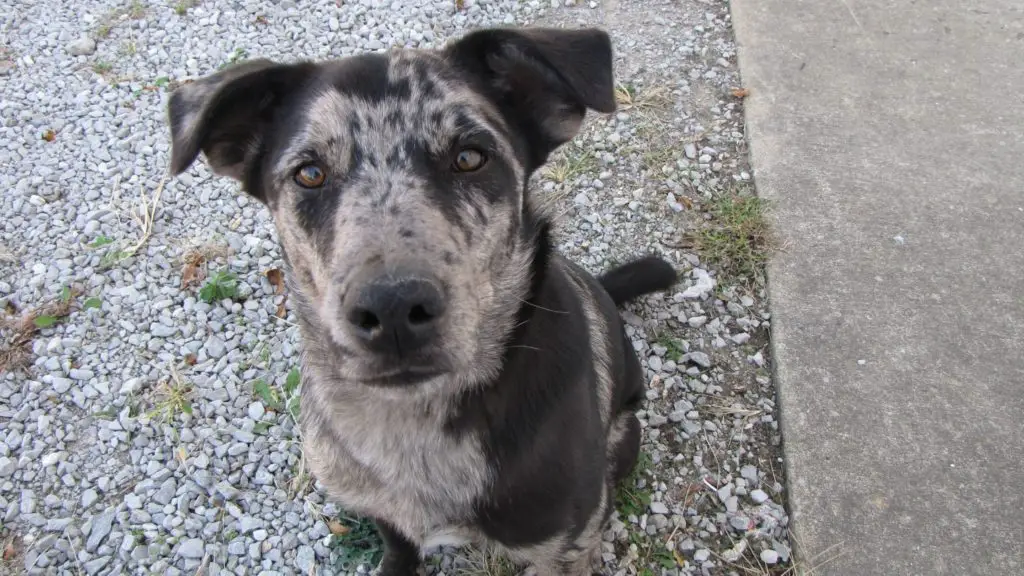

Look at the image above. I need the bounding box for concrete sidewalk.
[729,0,1024,574]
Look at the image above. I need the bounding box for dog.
[166,26,677,575]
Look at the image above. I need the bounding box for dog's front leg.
[375,520,421,576]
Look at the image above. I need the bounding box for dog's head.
[167,27,615,389]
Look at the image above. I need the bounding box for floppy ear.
[167,59,315,190]
[445,27,617,171]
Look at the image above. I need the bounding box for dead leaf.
[454,0,465,9]
[672,548,686,567]
[183,353,197,366]
[180,263,205,289]
[3,538,17,561]
[327,520,350,536]
[265,268,286,295]
[731,87,750,98]
[41,129,56,142]
[275,301,288,319]
[181,253,207,289]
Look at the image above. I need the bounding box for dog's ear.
[446,27,616,170]
[167,59,314,187]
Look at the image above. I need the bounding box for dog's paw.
[373,557,423,576]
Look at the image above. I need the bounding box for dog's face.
[167,28,615,388]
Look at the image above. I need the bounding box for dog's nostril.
[407,304,434,326]
[352,309,381,332]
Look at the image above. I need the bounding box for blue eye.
[294,164,326,188]
[452,149,487,172]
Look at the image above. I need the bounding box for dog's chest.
[303,395,489,545]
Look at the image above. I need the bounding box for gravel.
[0,0,790,573]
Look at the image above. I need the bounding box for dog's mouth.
[325,323,456,386]
[356,366,449,387]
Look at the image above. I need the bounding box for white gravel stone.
[751,489,770,503]
[177,538,205,559]
[247,402,266,421]
[67,37,96,56]
[761,549,780,564]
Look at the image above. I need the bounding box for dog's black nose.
[345,274,446,356]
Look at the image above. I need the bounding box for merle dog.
[167,26,677,575]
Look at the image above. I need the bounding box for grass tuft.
[146,363,193,422]
[694,192,775,284]
[454,545,519,576]
[92,60,113,74]
[543,144,597,185]
[614,82,672,114]
[173,0,198,15]
[655,336,685,362]
[219,47,249,69]
[95,1,148,38]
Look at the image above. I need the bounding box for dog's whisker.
[506,345,543,352]
[517,297,569,314]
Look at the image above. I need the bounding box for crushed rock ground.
[0,0,791,574]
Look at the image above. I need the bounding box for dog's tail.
[598,255,678,307]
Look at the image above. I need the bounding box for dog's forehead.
[320,49,449,104]
[272,51,513,176]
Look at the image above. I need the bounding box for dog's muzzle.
[342,269,447,365]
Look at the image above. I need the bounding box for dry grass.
[95,0,149,38]
[453,545,519,576]
[126,176,166,256]
[2,530,21,571]
[0,243,15,264]
[145,362,194,422]
[714,534,845,576]
[614,82,673,115]
[543,144,597,185]
[175,235,231,289]
[94,176,166,269]
[0,287,80,373]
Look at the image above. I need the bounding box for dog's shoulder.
[440,255,617,545]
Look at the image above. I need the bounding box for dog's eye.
[294,164,326,188]
[452,149,487,173]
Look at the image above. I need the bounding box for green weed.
[198,270,238,303]
[330,515,384,572]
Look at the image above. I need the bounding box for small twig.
[193,553,211,576]
[126,176,167,257]
[64,532,85,576]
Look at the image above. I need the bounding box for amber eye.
[294,164,326,188]
[452,149,487,172]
